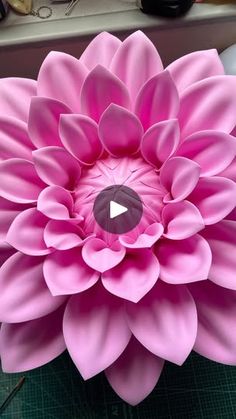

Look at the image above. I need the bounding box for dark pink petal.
[102,249,159,302]
[44,220,86,250]
[59,114,102,165]
[82,238,126,273]
[6,208,50,256]
[135,71,179,131]
[119,223,163,248]
[98,104,143,157]
[105,337,164,406]
[162,200,204,240]
[110,31,163,102]
[188,177,236,225]
[141,119,180,168]
[63,283,131,379]
[80,32,122,70]
[219,157,236,182]
[166,49,224,93]
[80,65,130,122]
[0,242,15,267]
[189,281,236,365]
[160,157,200,203]
[0,252,66,323]
[156,235,212,284]
[0,78,36,122]
[126,281,197,365]
[28,97,71,148]
[37,186,74,220]
[43,247,99,295]
[33,146,81,190]
[0,116,34,161]
[0,158,45,203]
[176,131,236,176]
[37,51,88,112]
[0,197,30,241]
[0,305,66,372]
[179,76,236,139]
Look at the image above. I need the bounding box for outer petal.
[219,157,236,182]
[37,51,88,112]
[82,238,126,273]
[189,281,236,365]
[80,65,130,122]
[0,116,34,161]
[105,337,164,406]
[37,185,74,220]
[0,252,66,323]
[43,247,99,295]
[0,242,15,267]
[156,235,212,284]
[0,305,66,372]
[119,223,163,248]
[0,78,36,122]
[0,197,30,241]
[110,31,163,102]
[63,283,131,379]
[98,104,143,157]
[80,32,122,70]
[126,281,197,365]
[135,71,179,131]
[102,249,160,303]
[44,220,87,250]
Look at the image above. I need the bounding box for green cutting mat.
[0,351,236,419]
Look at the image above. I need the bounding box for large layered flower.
[0,31,236,405]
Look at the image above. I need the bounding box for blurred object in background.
[137,0,194,16]
[0,0,8,20]
[220,44,236,75]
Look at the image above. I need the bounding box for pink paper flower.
[0,31,236,405]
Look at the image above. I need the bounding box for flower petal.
[82,238,126,273]
[162,200,204,240]
[119,223,163,248]
[0,78,36,122]
[0,116,34,161]
[44,220,86,250]
[156,235,212,284]
[80,32,122,70]
[179,76,236,139]
[189,281,236,365]
[63,283,131,379]
[37,185,74,220]
[98,104,143,157]
[0,305,66,372]
[160,157,200,203]
[33,146,81,190]
[43,247,99,295]
[110,31,163,102]
[135,70,179,131]
[219,157,236,182]
[102,249,160,302]
[80,65,130,122]
[0,242,15,267]
[0,158,45,203]
[188,176,236,225]
[28,97,71,148]
[126,281,197,365]
[0,197,30,241]
[6,208,50,256]
[105,337,164,406]
[37,51,88,112]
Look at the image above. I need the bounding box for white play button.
[109,200,128,219]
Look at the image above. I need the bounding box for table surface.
[0,351,236,418]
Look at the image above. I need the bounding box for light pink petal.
[6,208,50,256]
[44,220,86,250]
[188,176,236,225]
[63,283,131,379]
[135,70,179,131]
[0,242,15,267]
[160,157,200,203]
[0,78,36,122]
[33,146,81,190]
[37,185,74,220]
[189,281,236,365]
[166,49,224,94]
[0,116,34,161]
[80,65,130,122]
[82,238,126,273]
[179,76,236,139]
[0,197,30,241]
[162,200,204,240]
[105,337,164,406]
[141,119,180,168]
[126,281,197,365]
[110,31,163,102]
[59,114,102,165]
[0,305,66,372]
[28,97,71,148]
[80,32,122,70]
[219,156,236,182]
[37,51,88,112]
[43,247,99,295]
[0,252,66,323]
[156,234,212,284]
[119,223,163,248]
[102,249,159,303]
[0,158,45,203]
[98,104,143,157]
[176,131,236,176]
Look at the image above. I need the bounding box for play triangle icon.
[109,200,128,219]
